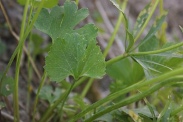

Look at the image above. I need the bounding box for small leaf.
[39,85,62,104]
[17,0,59,8]
[138,12,167,48]
[133,3,151,37]
[126,30,134,52]
[39,85,53,104]
[0,73,14,96]
[45,33,105,82]
[110,0,133,52]
[35,2,97,40]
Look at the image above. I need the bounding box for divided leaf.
[133,36,183,79]
[35,1,97,40]
[45,33,105,82]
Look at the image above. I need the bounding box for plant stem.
[157,97,171,122]
[32,71,47,122]
[13,0,30,121]
[103,6,124,57]
[39,81,76,122]
[85,78,181,122]
[73,77,88,89]
[60,81,76,121]
[106,53,129,66]
[0,0,45,88]
[106,41,183,66]
[171,103,183,116]
[129,42,183,56]
[81,78,94,98]
[134,0,160,42]
[70,69,183,121]
[75,0,79,5]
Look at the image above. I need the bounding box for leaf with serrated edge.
[35,1,97,41]
[45,33,105,82]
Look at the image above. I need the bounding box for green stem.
[171,103,183,116]
[0,0,45,88]
[81,78,94,98]
[159,0,164,15]
[134,0,160,42]
[85,78,181,122]
[130,42,183,56]
[103,7,124,57]
[106,41,183,66]
[106,53,129,66]
[73,77,88,89]
[70,68,183,121]
[60,81,76,121]
[75,0,79,5]
[157,98,171,122]
[13,0,30,121]
[39,81,76,122]
[32,71,47,122]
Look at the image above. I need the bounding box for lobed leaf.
[35,1,97,41]
[45,33,105,82]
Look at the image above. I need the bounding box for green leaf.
[0,73,14,96]
[126,30,134,52]
[138,12,167,48]
[133,3,151,37]
[133,36,183,79]
[157,100,172,122]
[17,0,59,8]
[107,58,144,93]
[35,1,97,40]
[45,33,105,82]
[122,106,159,121]
[110,0,134,52]
[39,85,62,104]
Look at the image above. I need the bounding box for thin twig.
[1,111,23,122]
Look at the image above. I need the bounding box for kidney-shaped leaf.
[45,33,105,82]
[35,1,97,41]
